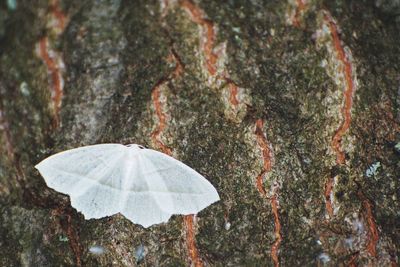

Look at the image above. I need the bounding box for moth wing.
[133,148,220,216]
[114,149,173,228]
[35,144,128,218]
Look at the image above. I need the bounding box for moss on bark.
[0,0,399,266]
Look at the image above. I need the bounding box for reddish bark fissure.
[357,191,379,257]
[180,0,240,110]
[255,119,272,196]
[151,84,173,155]
[151,50,183,155]
[53,207,82,267]
[226,78,240,108]
[37,37,64,127]
[321,11,379,259]
[184,215,203,267]
[347,252,360,267]
[254,119,281,267]
[292,0,307,27]
[49,0,67,31]
[270,195,282,267]
[37,0,67,127]
[180,0,217,76]
[324,12,355,166]
[65,212,82,267]
[321,11,355,219]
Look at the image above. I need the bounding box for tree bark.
[1,0,399,266]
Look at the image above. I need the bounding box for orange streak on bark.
[347,252,359,267]
[270,195,282,267]
[180,0,217,76]
[50,0,67,32]
[256,172,267,196]
[151,83,173,156]
[292,0,306,27]
[170,49,184,78]
[322,12,356,220]
[53,207,82,267]
[38,37,63,127]
[151,51,183,155]
[357,191,379,257]
[254,119,281,267]
[180,0,241,111]
[255,119,273,182]
[324,177,334,217]
[66,213,82,267]
[184,215,203,267]
[228,82,239,107]
[255,119,271,196]
[324,13,355,165]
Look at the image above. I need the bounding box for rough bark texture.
[0,0,399,266]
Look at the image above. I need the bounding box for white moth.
[35,144,220,227]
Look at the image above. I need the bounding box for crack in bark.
[180,0,241,106]
[151,83,173,155]
[318,11,380,262]
[357,191,379,257]
[180,0,217,76]
[184,215,203,267]
[151,49,183,154]
[255,119,273,195]
[52,206,82,267]
[323,11,356,166]
[37,0,67,128]
[254,119,281,267]
[49,0,67,32]
[225,77,240,109]
[292,0,307,27]
[319,11,357,221]
[270,195,282,267]
[37,37,64,127]
[347,251,360,267]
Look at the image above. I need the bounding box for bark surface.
[0,0,399,266]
